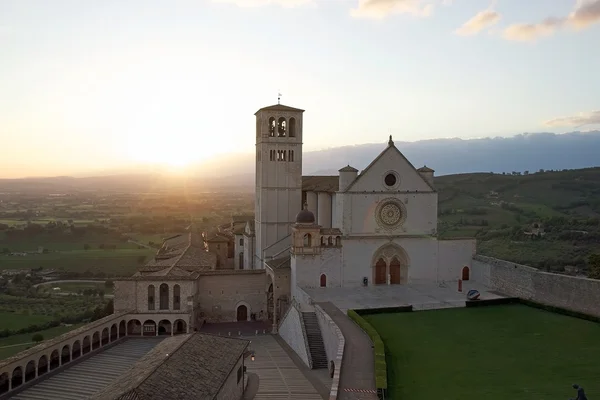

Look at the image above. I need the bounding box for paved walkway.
[199,321,272,336]
[242,335,325,400]
[317,302,378,400]
[306,281,503,312]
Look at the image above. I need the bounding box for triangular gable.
[345,139,435,192]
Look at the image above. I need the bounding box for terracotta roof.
[266,256,291,270]
[302,175,339,192]
[255,104,305,114]
[417,165,435,172]
[91,333,250,400]
[205,233,230,243]
[339,165,358,172]
[233,224,246,235]
[232,214,254,222]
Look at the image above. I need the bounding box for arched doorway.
[237,305,248,321]
[390,258,401,284]
[374,258,387,284]
[320,274,327,287]
[267,283,274,322]
[462,266,470,281]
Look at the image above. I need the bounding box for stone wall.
[114,279,195,314]
[278,304,311,368]
[293,247,343,289]
[472,255,600,318]
[314,305,345,400]
[215,356,244,400]
[196,271,267,323]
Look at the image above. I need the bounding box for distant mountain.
[1,131,599,192]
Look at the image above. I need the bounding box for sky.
[1,0,600,178]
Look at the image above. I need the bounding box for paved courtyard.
[242,335,326,400]
[304,281,504,312]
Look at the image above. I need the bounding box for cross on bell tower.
[277,91,282,105]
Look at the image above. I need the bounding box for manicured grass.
[0,311,54,330]
[364,304,600,400]
[0,324,84,360]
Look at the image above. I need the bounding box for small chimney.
[417,165,435,188]
[338,165,358,192]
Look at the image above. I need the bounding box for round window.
[384,173,397,187]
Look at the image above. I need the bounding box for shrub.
[347,309,388,392]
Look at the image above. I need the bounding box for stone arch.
[320,273,327,287]
[61,344,70,364]
[127,319,142,336]
[173,319,187,335]
[119,320,126,337]
[289,117,296,137]
[38,355,48,376]
[143,320,157,336]
[0,372,8,395]
[327,236,333,246]
[173,284,181,310]
[303,233,312,247]
[462,266,470,281]
[101,327,109,345]
[372,243,410,285]
[268,117,276,136]
[373,258,387,285]
[50,349,60,370]
[159,283,169,310]
[72,340,81,359]
[11,366,22,389]
[235,301,251,322]
[147,284,155,310]
[158,320,172,336]
[92,331,100,349]
[335,236,341,246]
[110,324,118,341]
[320,236,325,246]
[82,336,91,354]
[277,117,287,137]
[25,360,36,382]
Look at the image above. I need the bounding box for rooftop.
[302,175,339,193]
[91,333,250,400]
[266,256,291,270]
[255,104,305,114]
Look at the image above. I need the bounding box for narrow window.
[277,117,286,137]
[173,284,181,310]
[159,284,169,310]
[328,236,333,246]
[303,233,312,247]
[269,117,276,137]
[289,117,296,137]
[147,285,155,310]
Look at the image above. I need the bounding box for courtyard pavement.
[242,335,328,400]
[304,280,504,312]
[199,321,272,336]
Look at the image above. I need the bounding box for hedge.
[347,309,388,395]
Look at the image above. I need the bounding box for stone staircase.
[10,338,163,400]
[301,312,328,369]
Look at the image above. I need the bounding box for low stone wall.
[314,305,345,400]
[472,255,600,318]
[278,304,311,368]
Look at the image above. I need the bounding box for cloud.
[568,0,600,28]
[350,0,434,19]
[503,17,565,42]
[544,110,600,127]
[455,9,501,36]
[503,0,600,41]
[211,0,313,7]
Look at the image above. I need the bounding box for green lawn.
[364,304,600,400]
[0,324,84,360]
[0,311,54,330]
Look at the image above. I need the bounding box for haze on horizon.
[1,0,600,179]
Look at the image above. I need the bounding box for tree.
[83,243,91,251]
[588,254,600,280]
[105,279,114,290]
[99,289,105,300]
[32,333,44,343]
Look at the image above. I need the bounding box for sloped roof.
[339,165,358,172]
[266,256,291,270]
[302,175,339,192]
[255,104,305,114]
[91,334,250,400]
[417,165,435,172]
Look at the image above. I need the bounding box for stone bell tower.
[254,101,304,268]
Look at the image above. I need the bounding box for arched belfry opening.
[269,117,276,137]
[277,117,287,137]
[372,243,410,285]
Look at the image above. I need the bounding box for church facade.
[245,103,476,301]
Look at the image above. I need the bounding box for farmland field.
[0,324,84,360]
[364,304,600,400]
[0,311,54,331]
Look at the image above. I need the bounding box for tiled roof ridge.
[163,232,192,275]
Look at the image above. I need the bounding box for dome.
[295,204,315,224]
